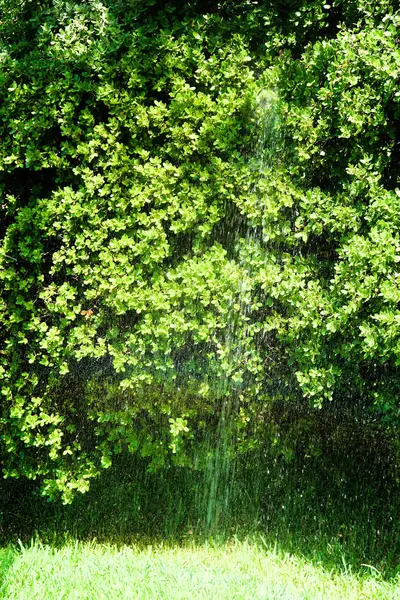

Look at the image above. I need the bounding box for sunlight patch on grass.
[1,539,399,599]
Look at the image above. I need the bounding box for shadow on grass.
[1,411,399,581]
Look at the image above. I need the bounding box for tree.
[269,9,400,418]
[1,0,399,500]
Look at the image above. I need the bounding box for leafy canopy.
[1,0,399,499]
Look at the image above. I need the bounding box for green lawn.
[1,539,399,600]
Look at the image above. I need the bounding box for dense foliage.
[1,0,399,499]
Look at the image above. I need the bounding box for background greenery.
[0,1,399,575]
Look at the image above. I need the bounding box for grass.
[1,538,399,600]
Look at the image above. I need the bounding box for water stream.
[198,89,282,530]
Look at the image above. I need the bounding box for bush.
[1,0,399,500]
